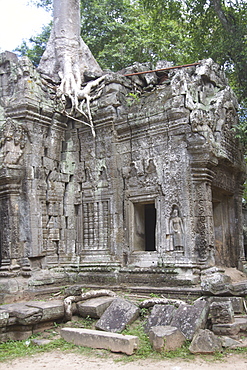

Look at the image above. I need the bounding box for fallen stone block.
[221,336,242,348]
[77,296,115,319]
[26,300,64,322]
[0,303,42,325]
[95,298,139,333]
[230,281,247,296]
[145,304,176,334]
[201,272,232,295]
[189,329,222,354]
[170,299,210,340]
[60,327,139,355]
[208,296,245,314]
[235,316,247,331]
[210,301,234,324]
[212,321,240,337]
[149,325,186,352]
[5,324,33,341]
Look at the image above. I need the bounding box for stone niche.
[0,52,246,287]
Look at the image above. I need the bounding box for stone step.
[60,327,139,355]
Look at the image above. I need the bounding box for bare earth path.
[1,351,247,370]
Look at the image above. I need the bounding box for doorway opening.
[133,202,156,252]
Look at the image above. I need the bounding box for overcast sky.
[0,0,52,52]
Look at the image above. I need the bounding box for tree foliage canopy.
[22,0,246,103]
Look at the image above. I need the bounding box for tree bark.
[38,0,102,96]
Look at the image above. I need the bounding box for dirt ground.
[1,351,247,370]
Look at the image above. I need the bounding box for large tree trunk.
[38,0,102,96]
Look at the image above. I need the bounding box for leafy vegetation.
[17,1,247,148]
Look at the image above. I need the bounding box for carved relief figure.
[169,207,184,251]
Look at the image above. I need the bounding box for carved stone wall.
[0,53,245,282]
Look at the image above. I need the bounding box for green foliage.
[19,0,247,147]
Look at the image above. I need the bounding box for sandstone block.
[60,328,139,355]
[189,329,222,354]
[210,301,234,324]
[26,300,64,322]
[170,299,209,340]
[77,296,115,319]
[149,325,186,352]
[208,297,245,314]
[235,317,247,331]
[221,336,242,348]
[145,304,176,333]
[212,321,240,337]
[0,303,42,325]
[201,272,232,295]
[95,298,139,333]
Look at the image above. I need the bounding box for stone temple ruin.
[0,50,246,294]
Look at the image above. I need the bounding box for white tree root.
[139,297,185,309]
[60,76,105,137]
[64,289,116,321]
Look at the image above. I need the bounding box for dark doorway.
[145,203,156,251]
[133,202,156,251]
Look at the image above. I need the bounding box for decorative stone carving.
[169,206,184,252]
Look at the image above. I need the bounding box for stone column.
[0,166,24,275]
[188,137,218,266]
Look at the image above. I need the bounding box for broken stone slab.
[149,325,186,352]
[210,301,235,324]
[95,298,139,333]
[201,272,232,295]
[235,316,247,331]
[144,304,176,334]
[230,281,247,296]
[208,296,245,314]
[60,327,139,355]
[26,300,64,322]
[170,299,210,340]
[31,338,53,346]
[212,321,240,337]
[221,336,242,348]
[77,296,115,319]
[189,329,222,354]
[0,303,42,325]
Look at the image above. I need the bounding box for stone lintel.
[60,327,139,355]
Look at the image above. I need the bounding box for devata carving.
[169,207,184,252]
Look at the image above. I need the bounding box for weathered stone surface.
[221,336,242,348]
[235,317,247,331]
[230,281,247,296]
[0,303,42,325]
[60,328,139,355]
[189,329,222,354]
[144,304,176,333]
[0,49,245,287]
[201,273,232,295]
[208,296,245,314]
[26,300,64,322]
[210,301,235,324]
[212,321,240,337]
[95,298,139,333]
[149,325,186,352]
[0,310,9,327]
[170,300,210,340]
[32,339,53,346]
[77,296,115,319]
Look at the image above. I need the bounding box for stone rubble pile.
[1,280,247,355]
